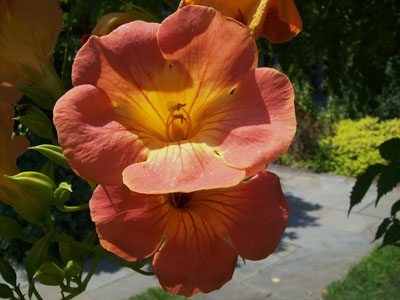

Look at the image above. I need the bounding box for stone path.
[10,165,399,300]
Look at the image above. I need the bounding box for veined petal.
[196,68,295,174]
[199,171,290,260]
[72,21,189,141]
[122,141,245,194]
[90,185,166,260]
[90,171,289,297]
[53,85,148,186]
[154,211,237,296]
[158,5,257,115]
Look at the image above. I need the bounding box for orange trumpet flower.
[90,171,290,296]
[54,6,296,194]
[179,0,302,42]
[0,0,63,103]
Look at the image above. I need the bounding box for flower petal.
[0,102,28,174]
[158,5,257,115]
[262,0,302,43]
[153,211,237,297]
[123,141,245,194]
[72,21,190,142]
[90,185,166,260]
[89,171,289,297]
[219,171,290,260]
[0,73,26,104]
[0,0,62,75]
[73,21,165,90]
[53,85,148,186]
[196,68,296,174]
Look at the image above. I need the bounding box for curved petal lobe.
[158,5,257,114]
[122,141,245,194]
[53,85,147,186]
[196,68,296,174]
[90,185,166,261]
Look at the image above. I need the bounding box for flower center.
[165,103,192,142]
[169,192,193,209]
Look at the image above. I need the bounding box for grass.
[323,245,400,300]
[129,286,187,300]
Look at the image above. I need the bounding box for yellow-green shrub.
[319,117,400,177]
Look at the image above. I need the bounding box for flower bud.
[34,262,65,286]
[64,260,82,279]
[54,182,72,206]
[0,185,45,225]
[5,171,56,204]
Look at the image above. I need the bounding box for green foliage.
[130,286,187,300]
[349,138,400,247]
[274,0,400,119]
[278,105,336,172]
[323,245,400,300]
[319,118,400,177]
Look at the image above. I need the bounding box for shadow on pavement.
[280,193,322,243]
[285,193,321,229]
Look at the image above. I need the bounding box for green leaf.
[379,138,400,162]
[0,283,13,299]
[81,229,98,259]
[376,163,400,205]
[391,200,400,217]
[0,216,24,240]
[382,222,400,246]
[374,218,391,241]
[0,257,17,286]
[40,160,55,181]
[18,85,55,110]
[29,145,71,170]
[87,181,97,192]
[58,234,80,264]
[349,164,384,214]
[125,5,160,22]
[25,233,52,278]
[14,105,55,141]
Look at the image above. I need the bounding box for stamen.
[165,103,192,142]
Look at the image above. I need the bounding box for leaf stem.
[56,203,89,212]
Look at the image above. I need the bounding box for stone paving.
[10,165,399,300]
